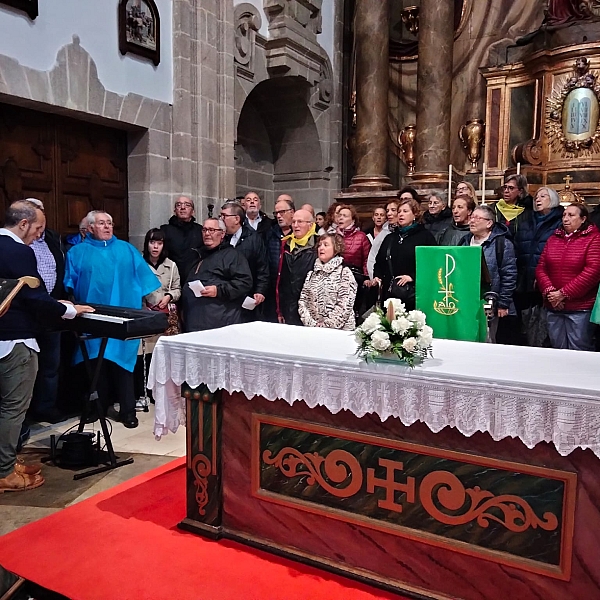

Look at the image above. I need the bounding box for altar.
[149,323,600,600]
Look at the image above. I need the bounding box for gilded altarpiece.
[482,45,600,201]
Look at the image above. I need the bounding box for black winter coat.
[245,212,274,240]
[231,224,270,297]
[182,242,253,332]
[160,216,204,283]
[276,235,318,325]
[437,221,471,246]
[266,223,289,283]
[423,207,453,241]
[513,206,563,294]
[374,225,437,306]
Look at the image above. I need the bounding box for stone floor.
[0,404,186,536]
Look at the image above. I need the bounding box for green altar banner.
[415,246,487,342]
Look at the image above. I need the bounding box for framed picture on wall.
[118,0,160,66]
[0,0,38,19]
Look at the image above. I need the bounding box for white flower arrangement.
[355,299,433,367]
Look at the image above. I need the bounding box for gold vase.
[399,124,417,176]
[459,119,485,173]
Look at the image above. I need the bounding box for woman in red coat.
[336,203,371,313]
[536,203,600,351]
[336,204,371,277]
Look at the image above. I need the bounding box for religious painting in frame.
[547,57,600,156]
[0,0,38,20]
[118,0,161,66]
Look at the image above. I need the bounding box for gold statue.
[399,125,417,176]
[459,119,485,173]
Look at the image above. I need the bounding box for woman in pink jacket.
[536,203,600,350]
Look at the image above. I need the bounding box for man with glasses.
[182,218,252,332]
[64,210,160,429]
[494,175,533,234]
[240,191,273,238]
[276,208,318,325]
[159,196,204,283]
[220,202,270,321]
[264,195,296,321]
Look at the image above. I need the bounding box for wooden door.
[0,103,128,238]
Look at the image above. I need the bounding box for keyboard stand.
[73,336,134,480]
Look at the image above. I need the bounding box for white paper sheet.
[242,296,257,310]
[188,280,205,297]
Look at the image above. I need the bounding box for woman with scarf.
[513,187,563,346]
[536,203,600,351]
[373,197,437,311]
[494,174,533,235]
[298,233,357,330]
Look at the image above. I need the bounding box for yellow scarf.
[283,223,316,251]
[496,200,525,222]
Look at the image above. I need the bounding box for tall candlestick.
[516,162,521,175]
[481,163,486,205]
[448,164,453,203]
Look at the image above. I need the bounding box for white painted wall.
[233,0,335,61]
[0,0,173,104]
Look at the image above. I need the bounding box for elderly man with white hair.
[64,210,160,428]
[182,218,253,332]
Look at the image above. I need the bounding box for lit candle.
[481,163,486,205]
[448,164,453,203]
[516,162,521,175]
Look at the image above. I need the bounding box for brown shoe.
[15,458,42,476]
[0,470,45,493]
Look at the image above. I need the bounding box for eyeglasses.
[469,215,491,222]
[95,221,113,227]
[502,185,518,191]
[175,202,193,209]
[291,220,313,225]
[219,213,236,219]
[202,227,222,234]
[273,208,293,217]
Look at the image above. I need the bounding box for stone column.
[349,0,392,191]
[413,0,454,184]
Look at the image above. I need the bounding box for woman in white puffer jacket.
[298,233,357,330]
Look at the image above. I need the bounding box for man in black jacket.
[160,196,204,283]
[276,208,318,325]
[182,219,253,332]
[220,202,270,321]
[241,191,273,239]
[0,200,91,493]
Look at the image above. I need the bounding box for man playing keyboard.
[64,210,160,429]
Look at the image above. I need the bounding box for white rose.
[371,330,391,351]
[417,329,433,349]
[361,313,382,335]
[407,310,427,327]
[402,337,417,353]
[391,316,411,335]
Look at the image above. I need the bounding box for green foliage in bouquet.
[355,298,433,367]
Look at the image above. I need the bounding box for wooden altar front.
[149,324,600,600]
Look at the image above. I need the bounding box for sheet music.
[80,313,132,324]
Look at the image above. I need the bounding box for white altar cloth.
[148,322,600,457]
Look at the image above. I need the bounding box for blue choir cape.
[64,235,160,372]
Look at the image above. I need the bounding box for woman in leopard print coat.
[298,233,357,330]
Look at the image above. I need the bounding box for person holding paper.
[182,219,253,332]
[220,202,270,321]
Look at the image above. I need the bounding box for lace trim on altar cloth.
[148,342,600,458]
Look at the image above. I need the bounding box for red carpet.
[0,459,408,600]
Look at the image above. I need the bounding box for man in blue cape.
[64,210,160,428]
